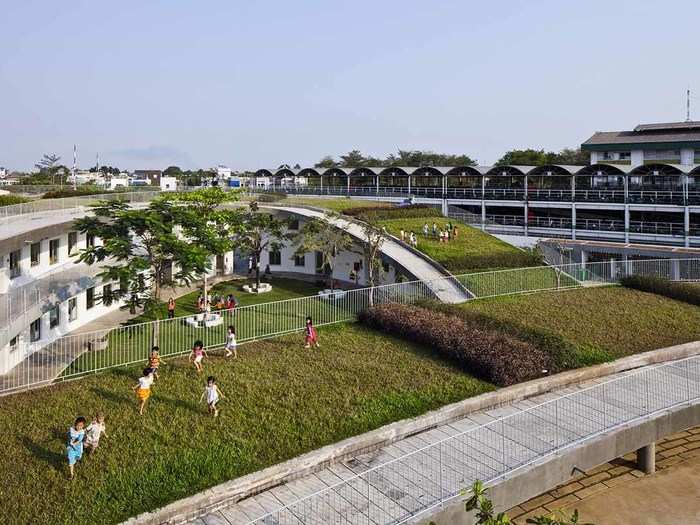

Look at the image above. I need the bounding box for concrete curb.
[122,340,700,525]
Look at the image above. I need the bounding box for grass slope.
[1,324,492,525]
[377,217,540,272]
[279,197,391,212]
[465,287,700,364]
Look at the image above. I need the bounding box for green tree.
[339,150,367,168]
[163,165,184,178]
[74,197,212,326]
[233,203,291,289]
[551,148,588,165]
[294,213,354,291]
[495,149,552,166]
[354,214,388,304]
[314,156,338,168]
[161,187,241,302]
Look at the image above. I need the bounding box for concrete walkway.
[189,355,700,525]
[264,205,472,304]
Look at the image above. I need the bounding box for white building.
[160,176,178,191]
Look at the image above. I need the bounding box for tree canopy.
[495,148,588,166]
[313,150,478,168]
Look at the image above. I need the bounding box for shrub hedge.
[439,250,542,273]
[620,275,700,306]
[255,192,288,202]
[41,187,120,199]
[342,203,442,220]
[358,303,551,386]
[420,300,579,371]
[0,194,31,207]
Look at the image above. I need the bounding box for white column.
[685,206,691,248]
[631,150,644,168]
[624,205,630,244]
[589,151,599,164]
[681,148,694,166]
[223,251,234,275]
[571,203,576,240]
[523,176,529,237]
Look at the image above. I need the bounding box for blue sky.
[2,0,699,171]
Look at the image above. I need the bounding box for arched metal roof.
[527,165,576,176]
[348,167,378,178]
[254,169,274,177]
[297,168,321,178]
[629,163,684,176]
[574,163,629,176]
[445,166,484,177]
[485,165,528,177]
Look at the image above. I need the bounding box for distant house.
[132,170,162,186]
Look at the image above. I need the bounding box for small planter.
[242,282,273,294]
[318,289,347,300]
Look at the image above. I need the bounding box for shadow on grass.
[91,387,132,405]
[156,395,201,414]
[22,436,65,472]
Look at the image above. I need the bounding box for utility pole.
[72,144,78,190]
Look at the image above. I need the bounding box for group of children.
[66,317,320,478]
[423,221,458,242]
[196,293,238,313]
[399,222,459,248]
[66,413,108,479]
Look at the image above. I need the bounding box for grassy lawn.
[464,287,700,364]
[62,278,338,377]
[0,324,492,525]
[377,217,541,272]
[458,265,580,298]
[281,197,391,212]
[140,277,325,321]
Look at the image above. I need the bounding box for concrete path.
[264,205,472,304]
[193,356,700,525]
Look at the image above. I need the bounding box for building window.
[30,318,41,342]
[86,234,95,248]
[288,219,300,231]
[382,260,390,273]
[49,239,59,265]
[269,249,282,266]
[9,336,18,351]
[294,254,305,267]
[9,250,20,278]
[30,242,41,266]
[618,152,631,160]
[86,287,95,309]
[68,297,78,322]
[49,304,60,328]
[68,232,78,255]
[102,284,112,306]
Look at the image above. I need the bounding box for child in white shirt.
[85,412,108,453]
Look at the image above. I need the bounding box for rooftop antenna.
[686,88,691,122]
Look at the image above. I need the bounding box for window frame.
[49,238,59,265]
[86,287,95,310]
[30,318,41,342]
[68,297,78,322]
[30,242,41,266]
[49,304,60,328]
[268,249,282,266]
[68,232,78,256]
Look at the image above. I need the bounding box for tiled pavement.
[508,425,700,523]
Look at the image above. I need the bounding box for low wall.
[123,340,700,525]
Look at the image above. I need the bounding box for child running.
[189,340,207,373]
[224,326,237,358]
[66,416,86,479]
[84,412,108,454]
[145,346,165,380]
[304,316,320,349]
[200,376,225,417]
[133,368,154,415]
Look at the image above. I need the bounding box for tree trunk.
[255,252,261,289]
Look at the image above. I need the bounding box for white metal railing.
[2,258,698,396]
[0,190,163,224]
[244,354,700,525]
